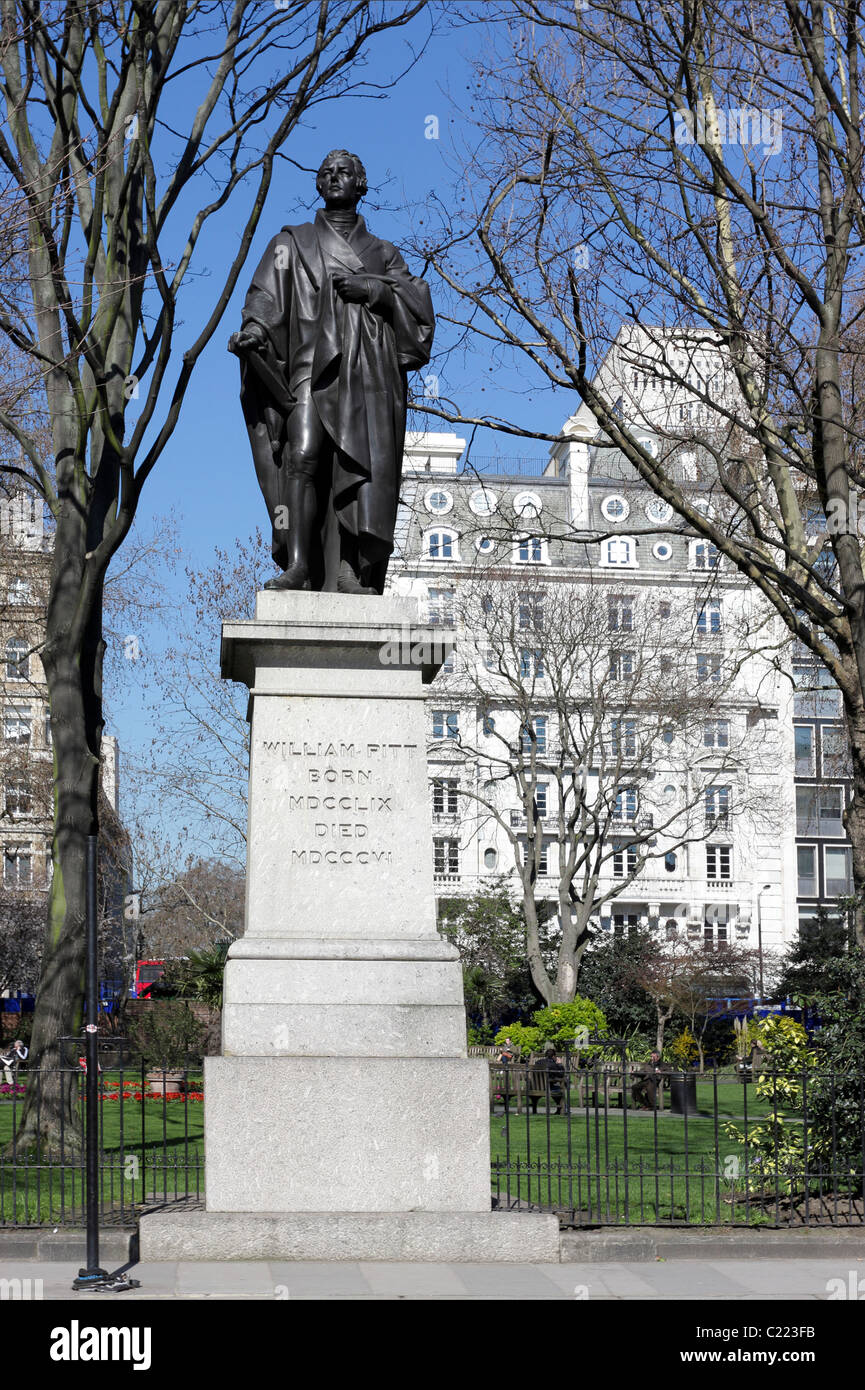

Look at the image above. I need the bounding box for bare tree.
[428,573,778,1003]
[0,0,432,1140]
[631,935,761,1060]
[416,0,865,945]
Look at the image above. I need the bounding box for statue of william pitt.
[228,150,435,595]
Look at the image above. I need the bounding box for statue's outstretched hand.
[228,325,266,356]
[333,274,371,304]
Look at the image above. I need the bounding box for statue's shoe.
[263,565,311,591]
[337,562,377,596]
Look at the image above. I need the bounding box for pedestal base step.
[138,1210,561,1263]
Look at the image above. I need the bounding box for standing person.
[1,1038,27,1086]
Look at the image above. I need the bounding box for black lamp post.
[70,834,139,1294]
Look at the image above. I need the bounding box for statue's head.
[316,149,367,207]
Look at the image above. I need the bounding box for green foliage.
[175,943,229,1011]
[129,1002,206,1071]
[531,997,608,1049]
[578,929,668,1037]
[467,1024,494,1046]
[493,1023,542,1057]
[774,905,855,1006]
[723,1016,818,1195]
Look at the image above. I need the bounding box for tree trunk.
[842,693,865,952]
[12,501,104,1151]
[656,1003,673,1055]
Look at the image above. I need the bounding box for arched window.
[5,639,29,682]
[426,528,458,561]
[600,536,637,568]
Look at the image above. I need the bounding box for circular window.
[475,536,495,554]
[664,852,677,873]
[484,847,498,870]
[638,436,659,459]
[425,487,453,515]
[514,490,542,518]
[601,494,629,522]
[646,498,673,524]
[469,488,497,517]
[661,783,676,803]
[653,541,673,561]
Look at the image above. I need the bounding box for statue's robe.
[238,209,435,590]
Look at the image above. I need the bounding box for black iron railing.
[488,1045,865,1228]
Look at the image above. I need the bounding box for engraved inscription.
[257,739,418,868]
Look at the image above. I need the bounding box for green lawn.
[0,1076,206,1225]
[489,1080,809,1225]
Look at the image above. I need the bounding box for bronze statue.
[229,150,435,595]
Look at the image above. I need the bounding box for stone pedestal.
[139,592,558,1262]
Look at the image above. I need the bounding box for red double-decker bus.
[134,959,166,999]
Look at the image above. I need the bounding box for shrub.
[493,1022,542,1057]
[130,1002,206,1071]
[669,1029,699,1068]
[531,998,608,1050]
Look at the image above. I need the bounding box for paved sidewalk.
[0,1257,860,1299]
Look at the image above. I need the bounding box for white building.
[387,329,849,966]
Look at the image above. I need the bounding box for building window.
[609,650,634,682]
[797,845,817,896]
[482,714,496,736]
[703,922,728,951]
[610,718,637,758]
[520,715,547,755]
[516,536,544,564]
[704,719,729,749]
[696,600,722,635]
[469,487,497,516]
[427,530,456,561]
[664,851,677,873]
[432,710,459,740]
[653,541,673,561]
[537,841,549,875]
[475,536,495,555]
[794,724,815,776]
[614,787,637,822]
[613,912,640,938]
[705,785,730,828]
[514,491,542,519]
[7,578,32,606]
[601,494,629,521]
[440,649,456,676]
[608,594,634,632]
[534,783,548,818]
[483,847,498,870]
[696,652,721,683]
[432,778,459,815]
[691,541,720,570]
[706,844,732,881]
[427,588,455,626]
[665,918,678,940]
[43,707,51,747]
[821,725,850,778]
[520,647,545,679]
[518,590,544,631]
[612,841,637,877]
[5,639,29,682]
[4,704,31,744]
[3,847,32,888]
[425,487,453,515]
[793,664,842,718]
[795,785,844,837]
[825,845,853,897]
[4,780,30,817]
[433,838,459,877]
[601,537,636,568]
